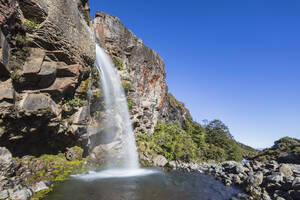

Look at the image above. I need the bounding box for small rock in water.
[30,181,50,193]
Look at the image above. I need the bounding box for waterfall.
[94,44,139,169]
[72,44,158,180]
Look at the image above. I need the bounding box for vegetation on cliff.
[137,119,257,163]
[250,137,300,164]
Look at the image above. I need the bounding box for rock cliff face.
[0,1,191,158]
[92,11,191,135]
[0,0,95,157]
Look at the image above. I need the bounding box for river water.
[45,169,242,200]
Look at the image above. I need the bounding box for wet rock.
[29,181,50,193]
[153,155,168,167]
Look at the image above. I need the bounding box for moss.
[112,56,124,70]
[30,188,53,200]
[23,18,39,32]
[122,80,131,93]
[93,91,101,98]
[10,69,25,83]
[127,97,133,110]
[66,97,85,107]
[18,152,88,187]
[80,78,91,94]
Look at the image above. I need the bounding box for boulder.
[29,181,49,193]
[153,155,168,167]
[0,89,15,104]
[279,164,293,177]
[266,172,283,183]
[246,171,264,187]
[65,146,83,161]
[41,77,77,100]
[0,147,13,177]
[22,48,45,84]
[19,93,59,116]
[8,187,32,200]
[56,63,82,77]
[292,177,300,190]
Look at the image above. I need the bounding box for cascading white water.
[94,44,139,169]
[72,44,159,180]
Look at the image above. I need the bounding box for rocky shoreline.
[167,160,300,200]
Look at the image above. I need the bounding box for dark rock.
[37,61,57,88]
[19,93,59,116]
[289,190,300,200]
[292,177,300,190]
[19,0,48,23]
[22,48,45,85]
[267,172,283,183]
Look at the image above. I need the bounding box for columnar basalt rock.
[0,0,95,157]
[92,11,191,135]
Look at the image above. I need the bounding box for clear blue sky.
[90,0,300,148]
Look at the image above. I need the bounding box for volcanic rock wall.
[92,11,191,135]
[0,0,95,156]
[0,0,191,157]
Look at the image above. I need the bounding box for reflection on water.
[45,169,242,200]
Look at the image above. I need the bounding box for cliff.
[0,1,191,157]
[0,0,95,157]
[92,11,191,135]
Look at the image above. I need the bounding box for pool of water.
[45,168,242,200]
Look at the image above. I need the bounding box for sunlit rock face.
[0,0,95,156]
[92,11,191,135]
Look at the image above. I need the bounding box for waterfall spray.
[94,44,139,169]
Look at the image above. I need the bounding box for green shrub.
[127,97,133,110]
[66,97,85,107]
[112,56,124,70]
[122,80,131,93]
[137,119,251,164]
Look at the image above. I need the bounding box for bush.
[112,56,124,70]
[122,80,131,94]
[137,119,252,163]
[127,97,133,110]
[137,122,198,162]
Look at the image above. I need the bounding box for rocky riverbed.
[167,160,300,200]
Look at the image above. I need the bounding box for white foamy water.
[72,168,160,181]
[94,44,139,169]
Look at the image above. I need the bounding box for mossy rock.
[65,146,84,161]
